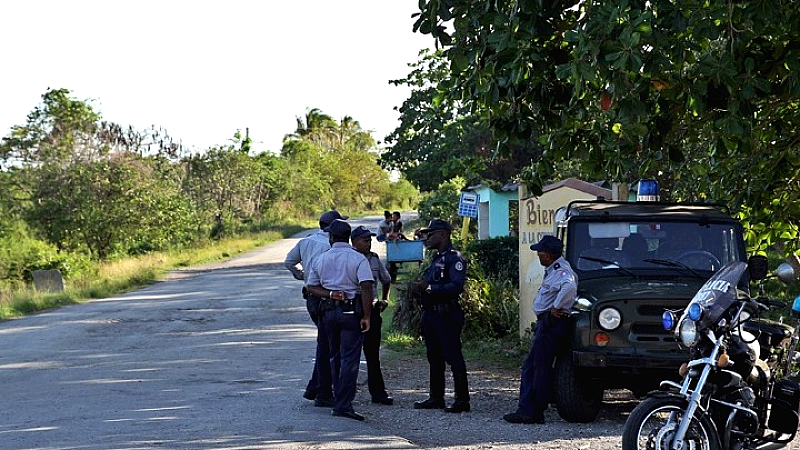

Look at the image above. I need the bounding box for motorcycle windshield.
[685,261,747,331]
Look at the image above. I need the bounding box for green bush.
[0,234,87,283]
[460,261,519,339]
[465,236,519,287]
[391,241,520,340]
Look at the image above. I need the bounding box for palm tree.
[283,108,338,149]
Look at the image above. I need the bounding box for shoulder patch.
[554,263,561,270]
[455,261,464,271]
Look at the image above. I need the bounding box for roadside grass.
[0,226,304,321]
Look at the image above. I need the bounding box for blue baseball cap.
[324,219,351,238]
[530,235,563,254]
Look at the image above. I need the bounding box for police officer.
[504,235,577,424]
[284,210,348,405]
[350,225,393,405]
[412,219,470,413]
[307,219,374,421]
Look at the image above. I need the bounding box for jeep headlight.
[679,318,700,347]
[598,307,622,331]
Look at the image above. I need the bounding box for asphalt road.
[0,215,419,450]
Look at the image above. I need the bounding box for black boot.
[413,398,445,409]
[445,370,470,412]
[445,400,471,413]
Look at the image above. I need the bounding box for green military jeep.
[552,199,748,423]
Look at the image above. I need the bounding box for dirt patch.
[353,348,637,449]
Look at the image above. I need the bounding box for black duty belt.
[332,294,362,310]
[423,299,459,311]
[333,299,355,307]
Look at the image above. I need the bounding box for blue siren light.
[688,303,703,321]
[637,179,660,201]
[662,311,675,331]
[792,296,800,319]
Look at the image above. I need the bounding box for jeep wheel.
[554,354,603,423]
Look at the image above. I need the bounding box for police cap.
[530,235,563,254]
[324,219,351,238]
[319,210,349,227]
[419,219,452,233]
[350,225,376,241]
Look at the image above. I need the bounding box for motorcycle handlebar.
[755,296,787,309]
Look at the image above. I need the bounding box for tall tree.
[413,1,800,254]
[1,89,195,258]
[284,108,340,151]
[383,50,544,191]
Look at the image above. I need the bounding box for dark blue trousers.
[517,313,570,420]
[363,307,388,400]
[324,306,365,413]
[305,298,334,400]
[421,305,469,402]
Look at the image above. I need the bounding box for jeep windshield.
[566,220,746,275]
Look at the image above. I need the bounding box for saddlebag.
[768,378,800,434]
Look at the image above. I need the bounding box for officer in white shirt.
[307,219,375,421]
[504,235,577,424]
[284,209,347,405]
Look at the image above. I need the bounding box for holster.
[306,293,322,320]
[352,294,364,317]
[323,294,363,317]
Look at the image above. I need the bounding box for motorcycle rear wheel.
[622,396,720,450]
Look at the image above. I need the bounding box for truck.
[552,199,748,423]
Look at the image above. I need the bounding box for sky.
[0,1,435,154]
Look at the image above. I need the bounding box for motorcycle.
[622,255,800,450]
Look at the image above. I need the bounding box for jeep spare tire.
[554,355,603,423]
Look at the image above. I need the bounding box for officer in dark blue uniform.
[504,235,577,424]
[412,219,470,413]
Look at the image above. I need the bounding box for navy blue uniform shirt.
[420,245,467,304]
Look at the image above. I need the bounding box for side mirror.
[776,263,796,284]
[575,297,592,311]
[748,255,769,281]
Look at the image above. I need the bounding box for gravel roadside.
[350,348,633,450]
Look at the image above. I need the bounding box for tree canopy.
[382,50,543,191]
[0,90,417,263]
[411,0,800,254]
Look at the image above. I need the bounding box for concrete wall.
[517,180,610,337]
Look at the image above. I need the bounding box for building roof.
[542,178,612,198]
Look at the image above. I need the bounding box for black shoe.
[314,397,335,407]
[445,400,470,413]
[303,390,316,401]
[413,398,445,409]
[332,409,365,421]
[371,396,394,405]
[503,412,544,424]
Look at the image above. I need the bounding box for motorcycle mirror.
[776,263,796,284]
[748,255,769,281]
